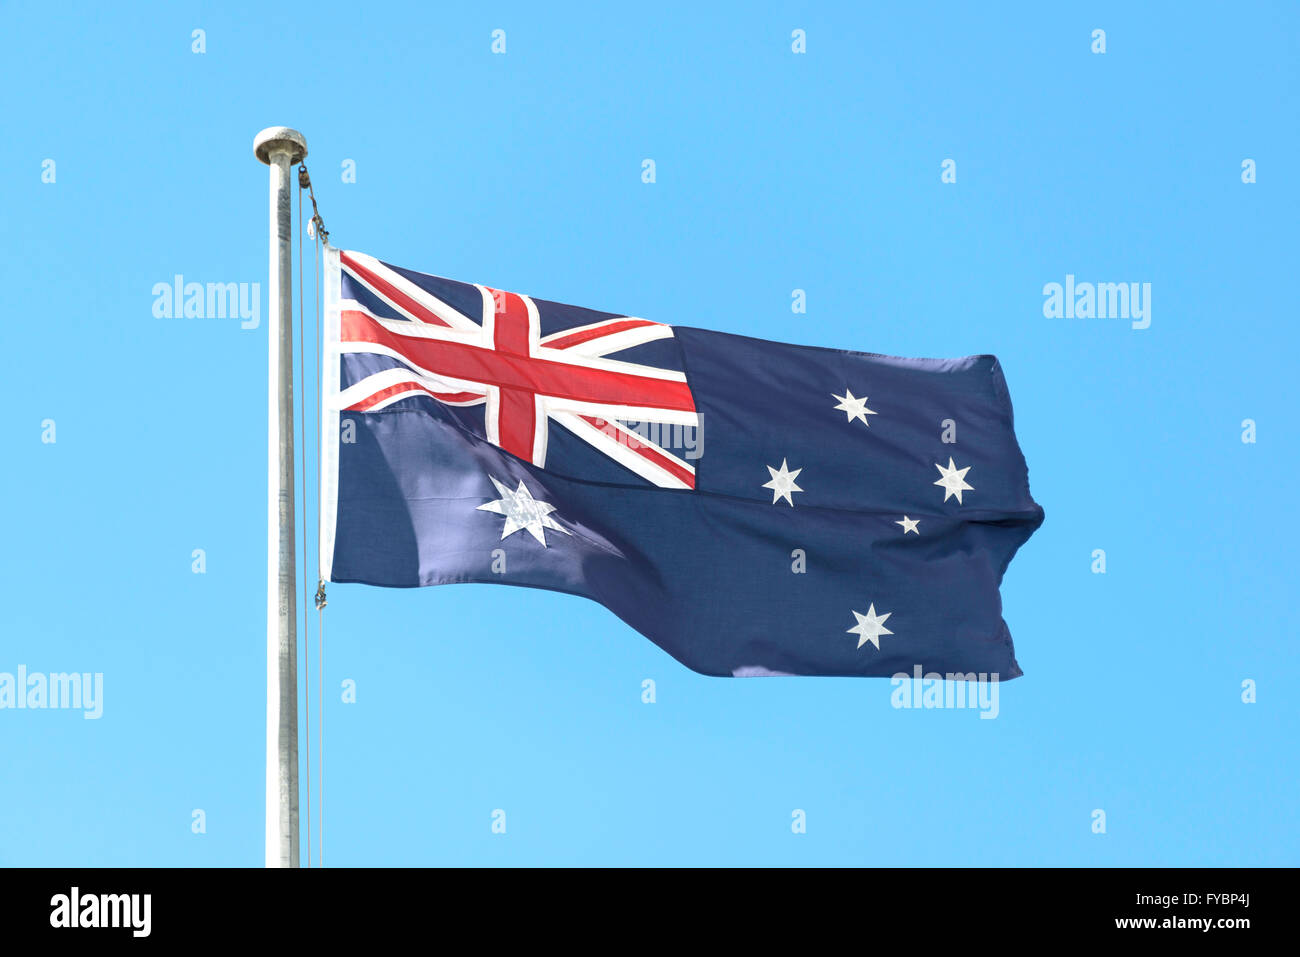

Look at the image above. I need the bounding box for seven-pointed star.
[832,389,877,426]
[847,604,894,650]
[762,458,804,506]
[476,475,571,546]
[896,515,920,534]
[933,457,974,504]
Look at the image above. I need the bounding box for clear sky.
[1,1,1296,866]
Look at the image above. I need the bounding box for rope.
[313,211,327,868]
[298,162,330,867]
[296,179,312,868]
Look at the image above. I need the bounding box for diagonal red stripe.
[341,252,452,328]
[581,416,696,488]
[347,381,484,411]
[544,318,659,351]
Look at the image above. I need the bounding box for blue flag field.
[320,249,1044,678]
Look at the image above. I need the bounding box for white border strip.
[336,366,488,409]
[319,244,342,582]
[341,249,481,331]
[539,318,674,357]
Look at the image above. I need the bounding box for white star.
[847,604,894,650]
[476,475,571,546]
[762,458,804,506]
[832,389,877,426]
[896,515,920,534]
[933,457,974,504]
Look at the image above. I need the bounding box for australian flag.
[319,249,1044,679]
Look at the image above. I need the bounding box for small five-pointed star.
[933,457,974,504]
[832,388,877,426]
[847,604,894,650]
[476,475,571,546]
[762,458,804,506]
[896,515,920,534]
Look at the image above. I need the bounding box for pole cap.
[254,127,308,166]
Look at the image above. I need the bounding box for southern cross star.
[896,515,920,534]
[832,389,877,426]
[847,604,894,650]
[762,458,804,506]
[933,457,974,504]
[476,475,571,546]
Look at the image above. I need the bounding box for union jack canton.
[332,249,699,490]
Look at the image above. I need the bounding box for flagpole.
[254,126,307,868]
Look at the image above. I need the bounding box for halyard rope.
[296,179,312,868]
[297,163,330,866]
[312,192,327,868]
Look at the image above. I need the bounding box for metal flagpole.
[254,126,307,868]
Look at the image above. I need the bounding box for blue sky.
[1,1,1296,866]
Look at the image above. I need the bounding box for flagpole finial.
[254,126,308,166]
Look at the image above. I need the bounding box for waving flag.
[319,249,1044,678]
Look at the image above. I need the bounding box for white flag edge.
[318,244,342,583]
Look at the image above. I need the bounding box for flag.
[319,248,1044,679]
